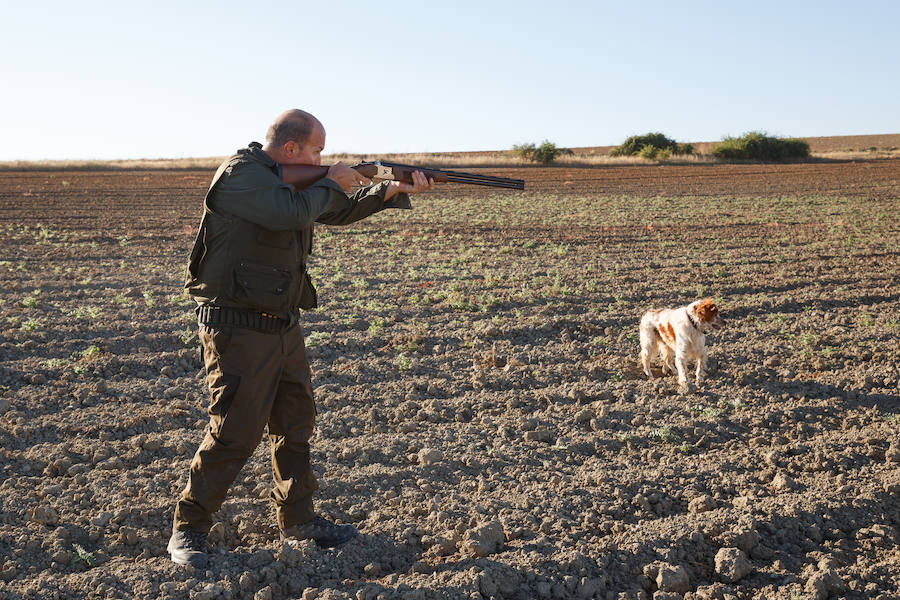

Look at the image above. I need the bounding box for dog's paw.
[678,380,695,394]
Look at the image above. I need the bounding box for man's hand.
[326,162,372,192]
[384,170,434,201]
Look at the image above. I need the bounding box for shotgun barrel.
[281,161,525,190]
[369,161,525,190]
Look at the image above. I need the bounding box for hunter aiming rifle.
[282,161,525,190]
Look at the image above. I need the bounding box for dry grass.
[325,150,721,168]
[811,148,900,160]
[0,157,226,171]
[2,133,898,171]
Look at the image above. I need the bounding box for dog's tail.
[638,312,661,376]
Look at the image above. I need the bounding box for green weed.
[800,333,817,347]
[71,543,97,568]
[21,318,42,331]
[68,306,102,320]
[180,327,196,346]
[169,292,192,306]
[394,353,412,371]
[42,358,69,370]
[305,331,331,347]
[677,441,697,453]
[71,346,101,361]
[368,318,385,335]
[648,425,679,443]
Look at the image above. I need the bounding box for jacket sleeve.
[210,164,352,231]
[315,181,412,225]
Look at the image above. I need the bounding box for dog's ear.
[694,298,719,322]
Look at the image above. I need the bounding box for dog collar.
[686,307,700,330]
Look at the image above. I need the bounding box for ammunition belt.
[197,305,289,334]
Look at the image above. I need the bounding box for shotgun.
[281,161,525,190]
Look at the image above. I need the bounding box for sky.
[2,0,898,161]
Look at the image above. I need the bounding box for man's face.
[291,123,326,166]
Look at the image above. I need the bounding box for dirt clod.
[805,568,844,600]
[688,495,717,514]
[29,505,59,526]
[714,547,752,582]
[462,521,505,557]
[417,447,442,465]
[656,563,690,593]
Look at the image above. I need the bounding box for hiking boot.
[167,529,208,568]
[281,516,358,548]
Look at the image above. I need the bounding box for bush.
[638,145,659,159]
[512,143,536,161]
[611,132,692,157]
[513,140,573,164]
[712,132,810,161]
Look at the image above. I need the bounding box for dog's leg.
[675,347,691,389]
[640,347,654,378]
[639,319,658,378]
[661,346,676,375]
[695,347,708,385]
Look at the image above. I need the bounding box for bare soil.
[0,160,898,600]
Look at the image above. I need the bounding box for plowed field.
[1,159,898,600]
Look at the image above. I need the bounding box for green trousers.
[174,323,318,533]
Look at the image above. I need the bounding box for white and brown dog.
[639,298,724,388]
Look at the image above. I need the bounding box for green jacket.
[185,142,410,321]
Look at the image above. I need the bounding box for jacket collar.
[243,142,281,177]
[245,142,276,165]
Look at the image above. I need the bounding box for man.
[168,109,433,568]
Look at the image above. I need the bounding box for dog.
[639,298,724,388]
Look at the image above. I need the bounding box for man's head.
[262,109,325,165]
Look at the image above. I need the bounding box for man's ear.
[282,140,298,158]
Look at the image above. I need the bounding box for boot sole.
[167,540,209,569]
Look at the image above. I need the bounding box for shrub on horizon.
[512,140,573,164]
[610,132,692,157]
[712,131,810,161]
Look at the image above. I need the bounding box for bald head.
[265,109,322,149]
[262,109,326,165]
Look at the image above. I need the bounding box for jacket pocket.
[233,261,292,313]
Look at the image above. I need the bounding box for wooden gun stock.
[281,161,524,190]
[280,164,331,189]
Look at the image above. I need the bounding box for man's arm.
[316,170,433,226]
[315,181,408,225]
[210,164,351,231]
